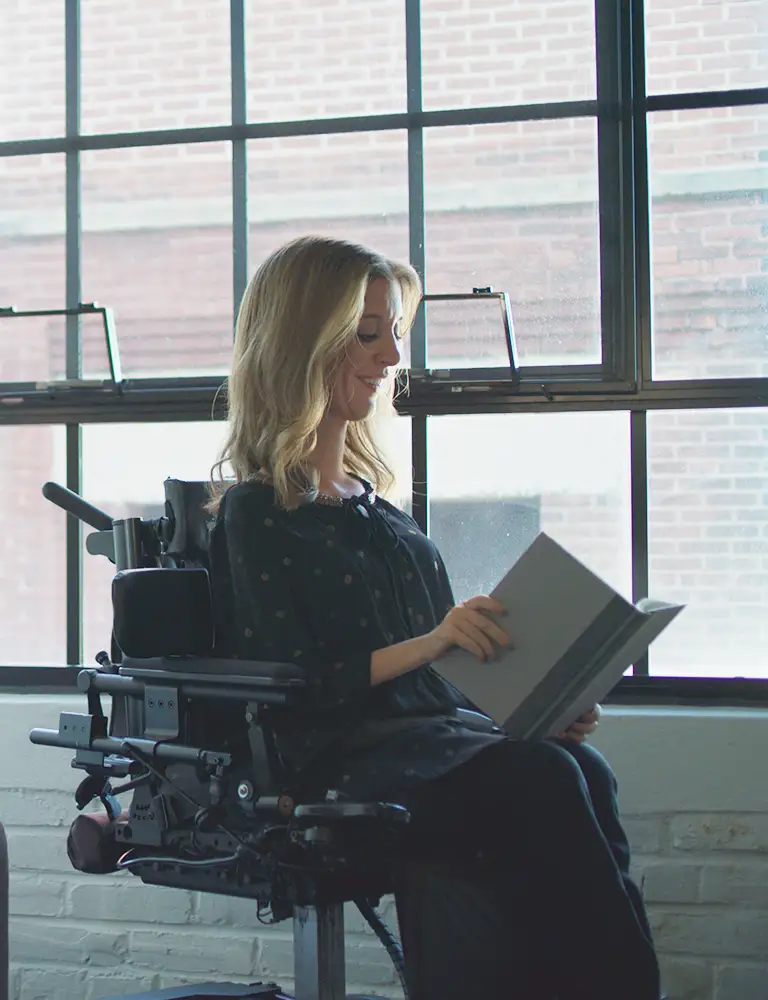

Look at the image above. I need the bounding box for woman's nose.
[378,330,401,367]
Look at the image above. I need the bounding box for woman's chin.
[347,398,378,423]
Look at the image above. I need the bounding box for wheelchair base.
[108,985,287,1000]
[107,986,389,1000]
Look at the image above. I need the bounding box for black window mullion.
[405,0,425,369]
[595,0,635,384]
[630,409,650,675]
[410,415,428,536]
[65,424,82,666]
[65,0,82,666]
[630,0,653,388]
[647,86,768,114]
[405,0,428,534]
[230,0,248,319]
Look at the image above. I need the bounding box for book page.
[532,601,684,739]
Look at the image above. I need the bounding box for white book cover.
[435,533,684,739]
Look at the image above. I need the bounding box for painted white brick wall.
[1,696,766,1000]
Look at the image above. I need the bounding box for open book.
[434,533,684,740]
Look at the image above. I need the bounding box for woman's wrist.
[370,632,436,686]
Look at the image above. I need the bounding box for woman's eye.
[357,331,378,344]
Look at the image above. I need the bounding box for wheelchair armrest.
[116,656,306,710]
[119,656,306,685]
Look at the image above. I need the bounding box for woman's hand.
[422,596,510,663]
[557,704,601,743]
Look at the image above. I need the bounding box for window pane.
[0,0,64,141]
[80,415,411,658]
[649,106,768,380]
[379,413,413,514]
[646,0,768,96]
[422,0,596,111]
[81,143,233,378]
[427,412,631,604]
[424,120,600,366]
[81,0,231,134]
[247,131,410,355]
[648,409,768,678]
[0,154,66,382]
[246,0,406,122]
[81,422,229,661]
[425,296,516,370]
[0,426,66,664]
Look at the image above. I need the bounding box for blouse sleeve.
[214,483,372,708]
[433,549,457,617]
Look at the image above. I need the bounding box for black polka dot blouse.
[208,478,503,802]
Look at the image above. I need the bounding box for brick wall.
[3,697,767,1000]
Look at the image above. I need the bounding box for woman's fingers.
[463,595,505,617]
[437,596,511,662]
[451,618,496,661]
[561,730,587,743]
[459,605,511,648]
[564,719,599,739]
[449,621,490,661]
[570,706,601,734]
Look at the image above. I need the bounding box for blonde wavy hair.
[207,235,421,513]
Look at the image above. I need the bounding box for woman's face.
[328,277,404,423]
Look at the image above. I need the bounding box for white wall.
[1,696,766,1000]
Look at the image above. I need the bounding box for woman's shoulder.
[218,478,279,522]
[375,495,422,533]
[376,493,418,527]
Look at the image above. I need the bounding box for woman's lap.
[397,736,660,1000]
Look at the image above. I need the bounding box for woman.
[207,235,661,1000]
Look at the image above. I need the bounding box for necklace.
[314,490,345,507]
[313,483,375,507]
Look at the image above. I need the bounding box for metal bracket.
[420,289,520,387]
[0,302,123,388]
[59,711,107,748]
[245,702,274,801]
[143,686,180,740]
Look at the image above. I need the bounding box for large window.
[0,0,765,692]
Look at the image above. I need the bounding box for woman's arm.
[371,596,509,686]
[370,634,435,685]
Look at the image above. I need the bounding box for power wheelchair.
[29,479,512,1000]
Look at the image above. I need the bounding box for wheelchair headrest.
[163,479,217,566]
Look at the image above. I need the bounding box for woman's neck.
[309,415,361,497]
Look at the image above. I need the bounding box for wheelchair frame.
[30,480,410,1000]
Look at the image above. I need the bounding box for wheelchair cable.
[117,849,240,871]
[354,897,408,999]
[119,741,264,862]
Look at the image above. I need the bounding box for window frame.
[0,0,766,700]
